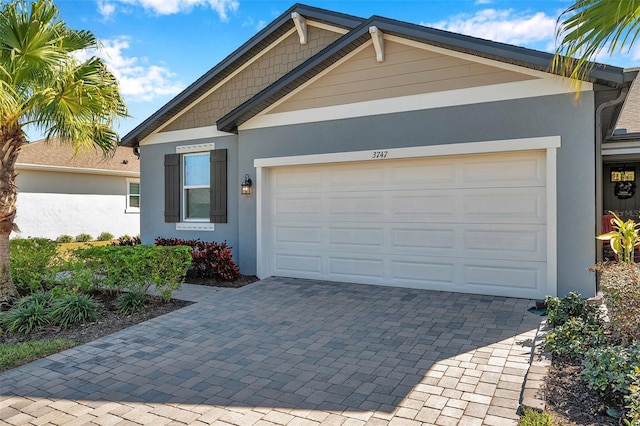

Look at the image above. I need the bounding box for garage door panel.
[274,226,322,245]
[464,262,542,290]
[463,155,545,186]
[390,162,456,187]
[389,194,456,216]
[391,259,455,283]
[274,254,322,274]
[274,197,323,216]
[329,257,384,278]
[273,169,323,191]
[329,166,384,188]
[463,226,545,261]
[329,196,384,215]
[463,188,545,223]
[329,227,384,247]
[392,228,455,250]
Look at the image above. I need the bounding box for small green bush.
[97,232,114,241]
[49,293,100,329]
[73,245,191,301]
[55,235,74,243]
[519,407,555,426]
[9,238,60,293]
[581,342,640,399]
[595,263,640,343]
[116,292,145,315]
[626,366,640,425]
[543,316,606,359]
[75,233,93,242]
[1,294,52,334]
[545,292,600,328]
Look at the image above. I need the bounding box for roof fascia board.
[372,16,623,86]
[121,3,364,147]
[16,163,140,177]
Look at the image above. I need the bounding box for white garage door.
[266,150,547,299]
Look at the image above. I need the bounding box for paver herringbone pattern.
[0,278,541,425]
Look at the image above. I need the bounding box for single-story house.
[122,4,638,299]
[14,140,140,240]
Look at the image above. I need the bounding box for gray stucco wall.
[236,93,596,297]
[139,92,596,297]
[139,135,240,258]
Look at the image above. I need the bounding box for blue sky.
[47,0,639,138]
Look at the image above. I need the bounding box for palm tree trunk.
[0,125,25,307]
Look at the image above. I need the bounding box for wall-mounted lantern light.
[241,174,252,195]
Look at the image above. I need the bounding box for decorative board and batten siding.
[163,25,343,132]
[265,150,548,299]
[270,39,534,114]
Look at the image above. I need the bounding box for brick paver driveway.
[1,277,542,425]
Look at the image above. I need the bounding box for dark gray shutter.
[164,153,180,223]
[210,149,227,223]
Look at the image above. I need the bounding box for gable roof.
[121,3,364,147]
[18,139,139,176]
[122,4,627,145]
[615,69,640,135]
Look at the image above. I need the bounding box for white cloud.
[475,0,493,4]
[256,20,267,31]
[97,0,116,20]
[76,36,184,102]
[98,0,239,20]
[424,9,556,47]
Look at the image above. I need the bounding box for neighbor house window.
[126,178,140,213]
[183,153,210,221]
[164,143,227,231]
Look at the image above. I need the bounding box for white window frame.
[175,142,216,231]
[125,178,140,213]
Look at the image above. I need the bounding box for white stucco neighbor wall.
[12,170,139,240]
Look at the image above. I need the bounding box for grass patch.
[0,339,77,371]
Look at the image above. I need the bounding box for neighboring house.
[14,140,140,240]
[122,4,638,299]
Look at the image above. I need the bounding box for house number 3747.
[372,151,388,159]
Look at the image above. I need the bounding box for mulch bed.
[0,275,258,345]
[545,356,626,425]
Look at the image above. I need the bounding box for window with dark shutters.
[164,149,227,224]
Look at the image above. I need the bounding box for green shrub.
[116,292,145,315]
[155,237,240,281]
[49,293,100,329]
[9,238,60,293]
[626,366,640,425]
[97,232,114,241]
[595,263,640,343]
[75,233,93,242]
[1,294,52,334]
[581,342,640,399]
[73,245,191,301]
[55,235,74,243]
[543,316,606,359]
[545,292,600,328]
[519,407,555,426]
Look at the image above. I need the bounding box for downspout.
[595,87,628,271]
